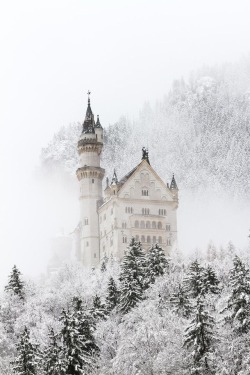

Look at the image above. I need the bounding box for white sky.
[0,0,250,283]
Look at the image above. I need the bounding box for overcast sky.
[0,0,250,282]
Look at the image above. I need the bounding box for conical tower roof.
[82,92,95,133]
[170,174,178,190]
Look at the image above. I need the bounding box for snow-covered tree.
[202,265,220,295]
[147,243,169,284]
[170,283,193,318]
[12,326,39,375]
[42,328,63,375]
[184,260,205,298]
[5,266,25,300]
[223,256,250,333]
[60,299,99,374]
[91,295,107,321]
[184,298,215,373]
[119,238,147,314]
[105,277,119,312]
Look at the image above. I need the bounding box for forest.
[1,239,250,374]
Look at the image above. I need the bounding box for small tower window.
[92,179,94,183]
[167,238,171,246]
[123,236,127,244]
[84,218,88,225]
[86,241,89,247]
[94,253,97,258]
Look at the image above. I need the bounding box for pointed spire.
[95,115,103,128]
[141,147,150,164]
[111,169,118,185]
[82,91,95,133]
[170,174,178,190]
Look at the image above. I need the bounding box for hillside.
[41,57,250,201]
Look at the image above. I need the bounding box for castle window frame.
[123,236,127,244]
[158,222,162,229]
[135,220,139,228]
[140,221,145,229]
[153,236,156,243]
[146,221,151,229]
[122,222,127,229]
[167,238,171,246]
[86,241,89,247]
[135,234,140,241]
[94,253,97,258]
[152,221,156,229]
[92,179,95,183]
[159,236,162,244]
[141,235,145,243]
[166,224,171,231]
[84,218,88,225]
[147,235,151,243]
[142,189,149,196]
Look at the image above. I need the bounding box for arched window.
[84,218,88,225]
[146,221,151,229]
[123,236,127,244]
[147,236,151,243]
[135,235,140,241]
[140,221,145,229]
[159,236,162,244]
[141,235,145,243]
[153,236,156,243]
[122,222,127,229]
[158,222,162,229]
[135,220,139,228]
[152,221,156,229]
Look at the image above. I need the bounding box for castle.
[75,94,178,268]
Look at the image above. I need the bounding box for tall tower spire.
[76,93,105,267]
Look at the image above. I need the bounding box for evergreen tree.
[119,238,148,314]
[60,299,99,374]
[91,295,107,321]
[43,328,64,375]
[184,260,205,298]
[5,265,25,300]
[202,265,220,295]
[184,299,215,373]
[170,284,193,318]
[105,277,119,312]
[13,326,39,375]
[223,256,250,333]
[147,243,169,283]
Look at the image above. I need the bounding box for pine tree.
[147,243,169,284]
[13,326,39,375]
[91,295,107,321]
[5,265,25,300]
[184,260,205,298]
[202,265,220,295]
[60,299,99,374]
[119,238,148,314]
[105,277,119,312]
[43,328,64,375]
[170,283,193,318]
[184,299,215,373]
[223,256,250,333]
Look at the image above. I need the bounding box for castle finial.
[170,173,178,190]
[142,147,150,164]
[87,90,91,106]
[111,169,118,185]
[95,114,103,128]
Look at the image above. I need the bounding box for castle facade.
[75,96,178,267]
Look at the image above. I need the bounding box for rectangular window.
[166,224,171,231]
[92,179,94,183]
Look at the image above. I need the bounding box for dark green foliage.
[223,256,250,333]
[43,328,63,375]
[91,295,107,321]
[60,298,99,374]
[13,326,39,375]
[184,260,205,298]
[5,265,25,300]
[184,299,215,372]
[105,277,119,312]
[170,284,193,318]
[147,243,169,283]
[202,265,220,295]
[119,238,148,314]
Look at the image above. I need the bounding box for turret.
[76,92,105,268]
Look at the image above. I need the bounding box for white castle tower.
[76,92,105,267]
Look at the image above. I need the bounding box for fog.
[0,0,250,285]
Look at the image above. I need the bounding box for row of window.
[142,190,149,196]
[122,235,171,246]
[125,207,133,214]
[134,220,170,231]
